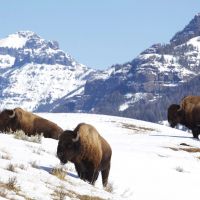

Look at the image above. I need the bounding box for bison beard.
[57,123,112,187]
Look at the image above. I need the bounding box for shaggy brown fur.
[168,96,200,139]
[179,96,200,111]
[0,107,63,139]
[57,123,112,187]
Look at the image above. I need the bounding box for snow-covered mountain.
[1,113,200,200]
[0,31,99,111]
[52,14,200,122]
[2,14,200,122]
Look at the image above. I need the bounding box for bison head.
[57,130,80,164]
[0,109,16,132]
[167,104,183,128]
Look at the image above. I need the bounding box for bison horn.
[9,110,15,118]
[72,131,80,142]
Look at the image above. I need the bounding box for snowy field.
[1,113,200,200]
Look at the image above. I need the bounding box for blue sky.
[0,0,199,69]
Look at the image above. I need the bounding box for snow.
[119,93,149,111]
[1,113,200,200]
[138,52,197,81]
[0,33,27,49]
[0,63,89,111]
[0,55,15,68]
[119,103,129,111]
[187,36,200,50]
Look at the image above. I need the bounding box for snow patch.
[187,36,200,50]
[0,33,27,49]
[119,93,149,111]
[119,103,129,111]
[0,55,15,68]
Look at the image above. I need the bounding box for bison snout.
[60,159,68,165]
[57,151,63,159]
[57,151,68,164]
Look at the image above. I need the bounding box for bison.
[57,123,112,187]
[168,96,200,139]
[0,107,63,139]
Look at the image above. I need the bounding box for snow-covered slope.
[1,113,200,200]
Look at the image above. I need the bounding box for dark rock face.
[170,14,200,46]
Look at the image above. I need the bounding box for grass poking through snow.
[51,167,66,180]
[13,130,43,143]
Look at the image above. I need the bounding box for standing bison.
[168,96,200,139]
[57,123,112,187]
[0,107,63,139]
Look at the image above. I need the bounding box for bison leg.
[75,161,99,185]
[101,163,111,187]
[75,163,87,180]
[75,164,81,177]
[84,169,99,185]
[91,171,99,185]
[192,128,199,139]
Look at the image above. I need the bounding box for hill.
[0,113,200,200]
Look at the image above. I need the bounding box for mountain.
[1,14,200,123]
[51,14,200,122]
[0,31,99,111]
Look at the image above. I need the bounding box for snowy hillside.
[1,113,200,200]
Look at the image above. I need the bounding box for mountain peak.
[0,31,57,50]
[16,30,40,39]
[0,31,31,49]
[170,14,200,46]
[0,30,72,67]
[195,13,200,17]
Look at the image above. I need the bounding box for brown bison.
[57,123,112,187]
[0,107,63,139]
[168,96,200,139]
